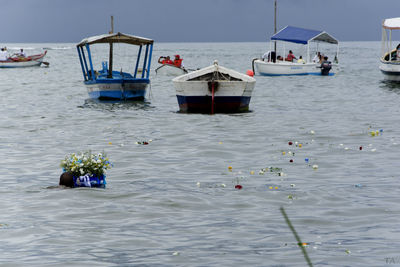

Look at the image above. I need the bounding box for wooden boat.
[253,26,339,76]
[172,61,256,114]
[379,17,400,81]
[0,51,47,68]
[76,28,154,100]
[155,63,188,76]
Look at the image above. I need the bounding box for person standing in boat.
[285,50,297,62]
[0,47,8,61]
[313,52,321,63]
[173,55,183,68]
[158,56,173,65]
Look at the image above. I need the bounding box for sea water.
[0,41,399,266]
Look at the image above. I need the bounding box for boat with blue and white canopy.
[76,30,154,100]
[253,25,339,76]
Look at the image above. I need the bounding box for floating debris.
[228,166,233,171]
[235,184,243,190]
[310,130,315,135]
[136,140,153,145]
[288,141,293,145]
[289,159,294,163]
[250,171,255,175]
[312,164,318,170]
[354,184,363,188]
[359,146,363,150]
[172,251,180,256]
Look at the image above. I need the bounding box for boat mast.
[274,0,277,53]
[108,15,114,78]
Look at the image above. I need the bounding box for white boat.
[172,61,256,114]
[253,26,339,76]
[0,51,47,68]
[379,17,400,81]
[155,64,188,76]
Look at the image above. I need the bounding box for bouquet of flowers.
[60,151,112,178]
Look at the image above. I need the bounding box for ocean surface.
[0,41,399,266]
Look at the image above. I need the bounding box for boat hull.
[0,52,47,68]
[174,80,255,113]
[379,60,400,81]
[254,60,336,76]
[85,79,149,100]
[155,64,187,76]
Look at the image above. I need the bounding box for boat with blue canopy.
[253,25,339,76]
[76,29,154,100]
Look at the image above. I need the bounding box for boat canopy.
[382,18,400,30]
[77,32,154,47]
[271,26,338,45]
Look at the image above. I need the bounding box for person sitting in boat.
[18,49,26,57]
[0,47,8,61]
[173,55,183,68]
[285,50,297,62]
[158,56,173,65]
[297,56,305,64]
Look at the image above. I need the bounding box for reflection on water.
[80,98,155,111]
[380,80,400,94]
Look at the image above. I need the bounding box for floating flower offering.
[60,151,112,188]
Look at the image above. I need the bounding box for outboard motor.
[320,59,332,76]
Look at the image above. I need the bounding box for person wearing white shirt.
[19,49,26,57]
[0,48,8,61]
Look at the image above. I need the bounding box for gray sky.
[2,0,399,43]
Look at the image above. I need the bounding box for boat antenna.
[274,0,277,53]
[108,15,114,78]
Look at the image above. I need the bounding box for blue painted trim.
[147,44,153,79]
[77,47,86,81]
[84,78,150,85]
[80,47,89,80]
[88,89,146,100]
[381,69,400,76]
[85,44,95,81]
[134,45,142,79]
[142,45,149,79]
[258,72,334,76]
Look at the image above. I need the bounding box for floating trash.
[289,159,293,163]
[312,164,318,170]
[228,166,233,171]
[345,249,351,254]
[359,146,363,150]
[288,141,293,145]
[136,139,152,145]
[298,144,303,148]
[305,158,309,162]
[290,184,296,187]
[354,184,363,188]
[282,151,286,155]
[310,130,315,135]
[235,184,243,190]
[172,251,180,256]
[250,171,255,175]
[196,182,201,187]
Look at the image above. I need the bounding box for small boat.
[379,17,400,82]
[0,51,47,68]
[76,20,154,100]
[253,26,339,76]
[172,61,256,114]
[155,63,188,76]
